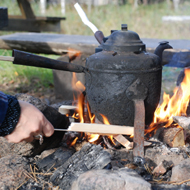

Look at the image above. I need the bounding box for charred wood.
[62,131,83,147]
[36,147,75,172]
[14,93,69,156]
[50,143,111,190]
[154,127,185,147]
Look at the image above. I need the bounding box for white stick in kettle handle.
[74,3,98,34]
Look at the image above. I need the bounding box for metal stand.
[126,78,148,161]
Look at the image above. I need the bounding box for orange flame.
[146,68,190,134]
[71,71,99,143]
[70,137,78,147]
[100,114,116,145]
[68,48,81,61]
[101,114,110,125]
[87,134,100,143]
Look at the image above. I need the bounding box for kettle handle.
[94,31,105,44]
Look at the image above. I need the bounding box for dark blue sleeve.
[0,92,21,136]
[0,91,8,126]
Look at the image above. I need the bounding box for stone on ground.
[71,168,151,190]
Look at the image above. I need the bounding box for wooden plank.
[0,33,99,54]
[0,7,8,29]
[4,0,65,32]
[8,15,66,21]
[54,122,134,136]
[17,0,35,19]
[1,19,61,32]
[0,33,189,68]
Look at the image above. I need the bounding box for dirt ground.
[0,77,56,105]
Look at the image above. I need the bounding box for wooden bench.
[0,7,8,29]
[0,0,65,32]
[0,32,189,67]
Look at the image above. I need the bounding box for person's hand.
[5,100,54,143]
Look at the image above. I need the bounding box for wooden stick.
[59,105,77,114]
[69,122,134,135]
[113,134,131,150]
[0,56,14,62]
[54,122,134,136]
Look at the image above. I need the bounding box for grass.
[1,0,190,38]
[0,49,58,84]
[162,66,182,95]
[0,49,59,96]
[0,0,189,96]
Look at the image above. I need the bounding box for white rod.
[61,0,65,15]
[0,56,14,62]
[40,0,46,15]
[74,3,98,33]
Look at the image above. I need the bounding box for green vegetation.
[0,49,59,95]
[0,49,58,85]
[1,0,190,38]
[0,0,189,96]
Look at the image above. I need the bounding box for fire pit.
[2,23,190,189]
[8,24,173,159]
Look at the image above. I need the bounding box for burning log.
[50,143,111,190]
[36,147,75,172]
[154,126,185,148]
[173,116,190,135]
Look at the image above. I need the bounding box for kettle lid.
[102,24,146,53]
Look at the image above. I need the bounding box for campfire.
[63,70,119,148]
[2,49,190,190]
[144,68,190,147]
[146,68,190,133]
[52,46,188,158]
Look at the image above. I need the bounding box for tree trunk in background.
[61,0,65,15]
[143,0,148,5]
[134,0,138,8]
[173,0,180,11]
[87,0,92,13]
[166,0,172,9]
[40,0,46,15]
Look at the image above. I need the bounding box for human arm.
[0,92,54,143]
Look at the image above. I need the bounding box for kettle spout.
[154,41,173,65]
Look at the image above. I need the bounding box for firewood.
[58,105,77,115]
[173,116,190,135]
[70,122,134,135]
[154,127,185,147]
[55,122,134,136]
[113,135,131,150]
[36,147,75,172]
[50,143,111,189]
